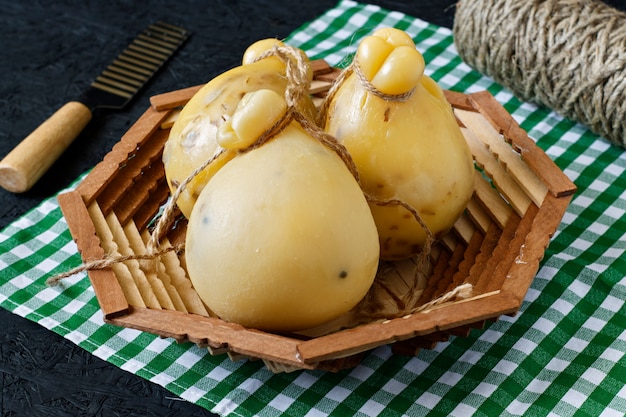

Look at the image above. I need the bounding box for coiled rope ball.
[453,0,626,147]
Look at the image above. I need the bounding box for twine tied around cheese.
[453,0,626,147]
[317,60,415,128]
[45,245,183,286]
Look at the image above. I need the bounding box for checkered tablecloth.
[1,1,625,416]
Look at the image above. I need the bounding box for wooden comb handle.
[0,101,92,193]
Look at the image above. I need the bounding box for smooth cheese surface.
[185,124,380,332]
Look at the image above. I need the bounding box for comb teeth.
[91,22,191,99]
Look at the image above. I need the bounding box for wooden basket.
[58,60,576,373]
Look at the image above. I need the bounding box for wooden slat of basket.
[160,111,180,130]
[450,229,484,289]
[465,196,493,234]
[121,220,179,311]
[441,241,468,295]
[150,85,203,111]
[472,171,514,229]
[96,128,170,218]
[437,238,463,286]
[309,59,335,76]
[473,209,525,295]
[427,247,452,293]
[309,79,334,95]
[139,230,210,316]
[295,291,521,364]
[463,126,532,217]
[132,182,172,233]
[443,90,477,112]
[90,202,147,312]
[455,108,549,207]
[441,231,460,253]
[89,204,157,309]
[476,204,538,295]
[76,107,173,206]
[107,307,319,370]
[113,160,164,226]
[466,92,576,198]
[105,209,176,311]
[58,192,130,319]
[500,193,573,301]
[477,115,552,202]
[421,240,467,302]
[452,213,477,245]
[464,222,503,288]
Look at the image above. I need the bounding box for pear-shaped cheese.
[324,28,474,260]
[163,39,317,218]
[185,122,380,332]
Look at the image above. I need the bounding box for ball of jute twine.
[453,0,626,147]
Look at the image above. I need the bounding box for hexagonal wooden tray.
[58,60,576,373]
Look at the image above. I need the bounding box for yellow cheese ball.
[324,28,475,260]
[163,39,317,218]
[185,121,380,332]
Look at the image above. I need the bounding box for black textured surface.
[0,2,455,416]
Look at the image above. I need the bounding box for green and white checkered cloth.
[2,1,625,415]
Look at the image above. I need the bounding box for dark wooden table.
[0,2,457,416]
